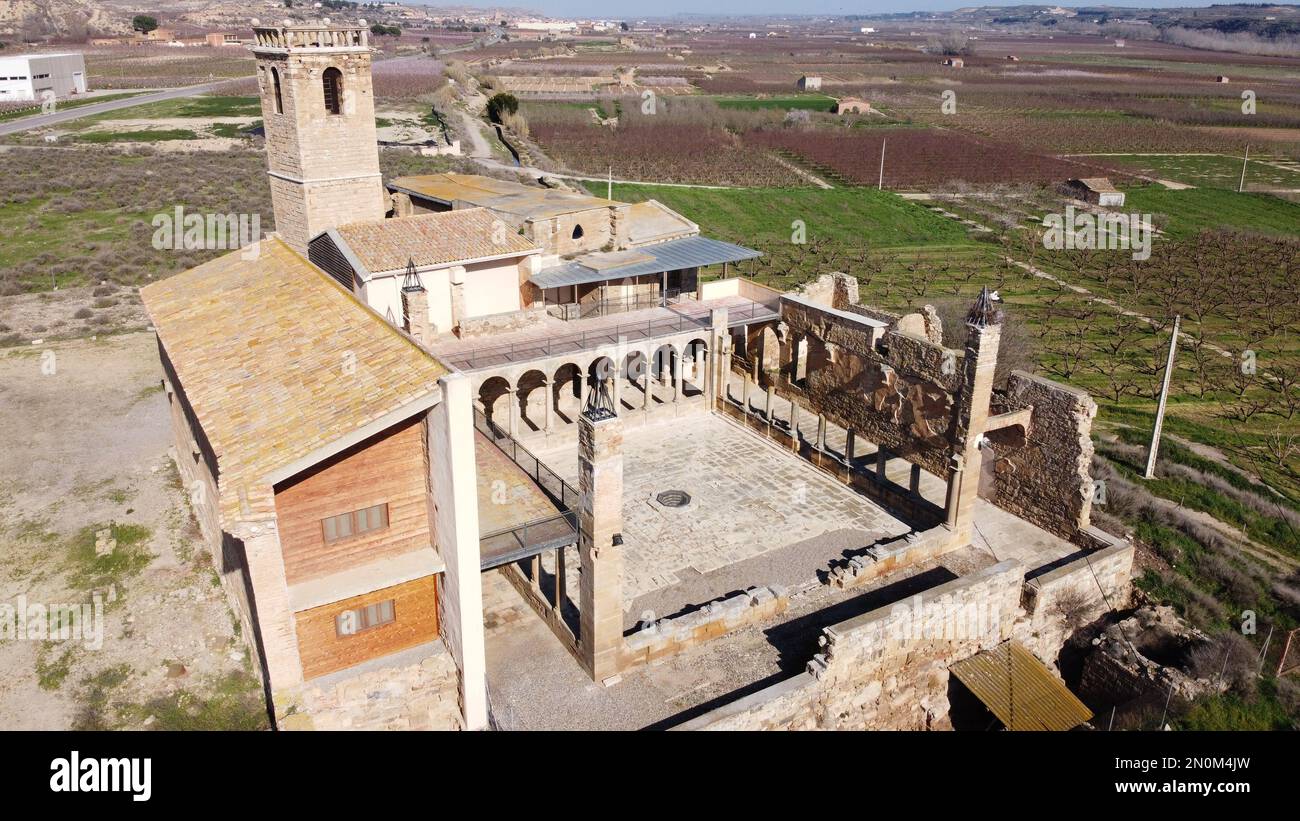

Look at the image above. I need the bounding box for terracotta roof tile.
[140,237,448,522]
[334,208,538,274]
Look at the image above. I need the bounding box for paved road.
[0,80,237,137]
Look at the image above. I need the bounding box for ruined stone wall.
[1016,533,1134,666]
[457,305,549,338]
[781,295,963,477]
[990,372,1098,541]
[676,561,1025,730]
[623,586,788,669]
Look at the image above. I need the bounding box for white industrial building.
[0,53,88,102]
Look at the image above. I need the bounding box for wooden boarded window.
[321,503,388,543]
[322,67,343,115]
[335,599,395,637]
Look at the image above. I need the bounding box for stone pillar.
[816,414,826,451]
[742,373,752,413]
[672,348,682,403]
[553,547,566,615]
[846,429,856,464]
[876,447,888,481]
[695,348,706,394]
[910,463,922,496]
[789,401,800,449]
[448,266,467,333]
[544,379,553,433]
[949,289,1004,544]
[402,287,430,344]
[427,373,488,730]
[232,511,302,710]
[578,410,625,682]
[710,308,729,409]
[508,385,519,438]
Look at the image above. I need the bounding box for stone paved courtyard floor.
[532,414,913,608]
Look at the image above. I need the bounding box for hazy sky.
[456,1,1228,18]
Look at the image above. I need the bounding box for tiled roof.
[140,237,448,522]
[1073,177,1120,193]
[334,208,539,275]
[390,173,620,220]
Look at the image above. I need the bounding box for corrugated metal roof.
[531,236,761,290]
[949,641,1093,731]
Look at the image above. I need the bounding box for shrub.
[73,308,93,319]
[486,92,519,123]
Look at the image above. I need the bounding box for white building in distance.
[0,53,88,102]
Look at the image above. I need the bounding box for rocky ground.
[0,331,267,730]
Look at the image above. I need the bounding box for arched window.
[270,67,283,115]
[571,224,584,240]
[322,67,343,115]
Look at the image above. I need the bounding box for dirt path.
[0,332,264,729]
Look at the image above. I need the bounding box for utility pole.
[878,138,886,190]
[1145,315,1181,480]
[1238,145,1250,193]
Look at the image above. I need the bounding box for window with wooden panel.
[321,503,389,543]
[335,599,395,637]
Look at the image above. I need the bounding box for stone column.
[789,401,800,450]
[910,463,922,496]
[710,308,729,409]
[544,379,553,434]
[672,349,682,403]
[427,373,488,730]
[816,414,826,451]
[949,289,1004,544]
[876,447,888,481]
[742,372,752,413]
[578,409,625,682]
[508,385,519,438]
[553,547,566,615]
[448,266,467,333]
[695,348,707,395]
[402,287,430,344]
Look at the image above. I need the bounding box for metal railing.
[474,408,580,570]
[449,308,713,371]
[475,409,578,509]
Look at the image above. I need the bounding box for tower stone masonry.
[251,25,387,253]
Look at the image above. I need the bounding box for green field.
[1103,153,1300,190]
[712,94,838,112]
[610,184,972,248]
[1121,184,1300,239]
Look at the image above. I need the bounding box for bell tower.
[251,23,386,254]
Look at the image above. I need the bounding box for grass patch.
[1103,153,1300,190]
[1122,185,1300,240]
[66,521,153,590]
[119,670,269,731]
[74,129,199,144]
[210,121,260,138]
[610,184,973,249]
[712,94,838,112]
[36,643,79,690]
[72,663,133,730]
[1176,687,1296,731]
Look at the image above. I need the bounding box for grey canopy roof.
[531,236,761,290]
